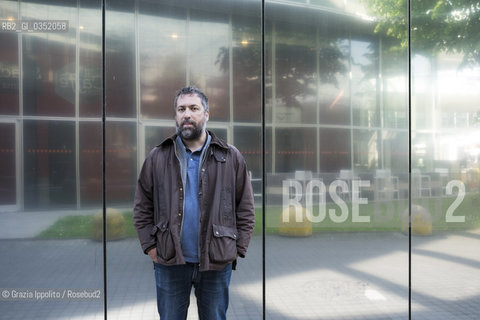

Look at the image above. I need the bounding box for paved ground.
[0,210,479,319]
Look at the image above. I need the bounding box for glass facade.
[0,0,479,319]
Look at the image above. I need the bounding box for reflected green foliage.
[37,215,94,239]
[365,0,480,67]
[37,209,264,239]
[35,195,480,239]
[37,211,137,239]
[266,193,480,233]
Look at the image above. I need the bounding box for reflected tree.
[365,0,480,68]
[215,35,347,109]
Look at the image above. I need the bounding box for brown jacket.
[133,131,255,271]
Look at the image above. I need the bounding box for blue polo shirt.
[181,146,202,263]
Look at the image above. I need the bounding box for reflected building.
[1,0,410,211]
[3,0,477,211]
[1,0,480,319]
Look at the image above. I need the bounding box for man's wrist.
[145,245,156,254]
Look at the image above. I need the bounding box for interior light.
[241,39,249,46]
[171,33,178,39]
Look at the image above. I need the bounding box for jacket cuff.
[144,244,156,255]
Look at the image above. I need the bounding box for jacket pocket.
[209,224,237,264]
[151,221,175,262]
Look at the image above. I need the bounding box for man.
[133,86,255,319]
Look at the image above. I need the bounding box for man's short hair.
[174,86,209,112]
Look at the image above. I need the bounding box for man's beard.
[176,119,205,141]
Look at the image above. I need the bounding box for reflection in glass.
[234,126,262,177]
[80,122,102,206]
[0,2,104,319]
[105,0,136,117]
[79,1,102,117]
[410,2,480,317]
[4,0,478,318]
[189,11,229,121]
[22,2,77,117]
[275,23,317,124]
[319,128,351,172]
[139,3,187,119]
[265,1,409,318]
[145,126,176,156]
[23,120,76,209]
[106,2,262,318]
[106,121,136,205]
[231,16,261,122]
[317,36,350,126]
[351,40,379,128]
[0,22,19,115]
[276,128,316,172]
[0,123,16,206]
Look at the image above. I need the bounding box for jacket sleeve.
[133,151,156,254]
[233,148,255,258]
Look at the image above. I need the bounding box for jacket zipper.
[197,146,211,263]
[173,140,186,239]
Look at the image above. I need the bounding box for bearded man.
[133,86,255,320]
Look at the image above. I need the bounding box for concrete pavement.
[1,229,479,319]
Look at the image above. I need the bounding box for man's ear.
[205,110,210,122]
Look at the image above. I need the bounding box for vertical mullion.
[101,0,107,319]
[407,0,412,319]
[18,0,24,211]
[228,15,234,143]
[261,1,266,319]
[75,0,81,209]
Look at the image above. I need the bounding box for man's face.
[175,94,209,141]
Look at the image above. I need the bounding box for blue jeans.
[153,262,232,320]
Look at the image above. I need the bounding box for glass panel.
[145,126,175,156]
[234,126,262,177]
[275,23,317,124]
[0,2,103,319]
[139,2,187,119]
[188,10,229,122]
[106,1,262,318]
[265,1,409,319]
[22,2,77,117]
[276,128,316,172]
[318,29,349,126]
[232,15,261,122]
[0,2,19,115]
[79,0,102,117]
[351,39,379,128]
[319,127,351,172]
[79,121,102,206]
[105,121,136,205]
[105,0,136,118]
[23,120,76,209]
[0,123,16,206]
[411,1,480,317]
[353,128,378,171]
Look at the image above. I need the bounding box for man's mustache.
[181,120,195,126]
